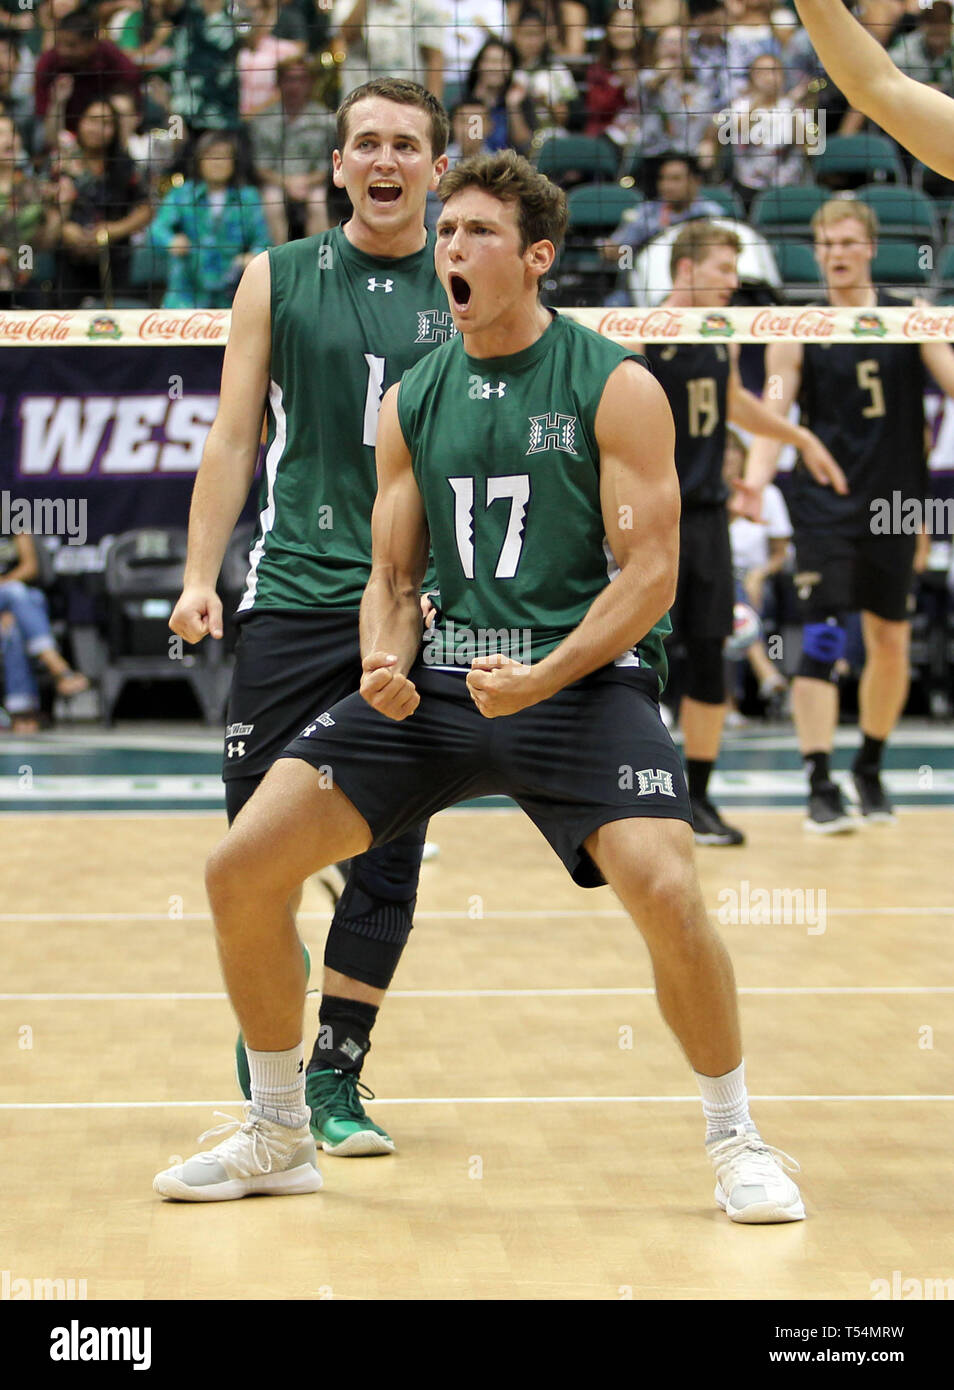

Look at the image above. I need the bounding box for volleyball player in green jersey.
[157,152,805,1224]
[167,80,452,1160]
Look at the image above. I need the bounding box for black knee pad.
[684,637,726,704]
[323,827,427,990]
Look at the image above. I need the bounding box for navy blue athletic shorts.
[280,661,691,889]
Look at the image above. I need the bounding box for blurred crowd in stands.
[0,0,953,308]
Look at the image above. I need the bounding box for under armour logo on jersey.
[226,741,246,759]
[527,412,577,454]
[416,309,455,343]
[481,381,507,399]
[367,277,393,292]
[634,768,676,797]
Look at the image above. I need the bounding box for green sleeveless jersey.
[238,226,455,613]
[397,312,671,688]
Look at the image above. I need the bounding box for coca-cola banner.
[0,304,951,346]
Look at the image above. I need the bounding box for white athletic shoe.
[707,1126,805,1224]
[154,1107,323,1202]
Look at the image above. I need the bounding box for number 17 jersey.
[397,311,672,688]
[238,225,455,614]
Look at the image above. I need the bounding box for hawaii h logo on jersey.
[416,310,455,344]
[527,412,578,454]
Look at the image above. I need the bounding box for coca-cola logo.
[139,311,229,342]
[597,309,683,339]
[903,309,954,339]
[751,308,835,339]
[0,312,73,341]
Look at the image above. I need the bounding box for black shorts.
[669,505,734,642]
[280,662,691,889]
[792,531,917,624]
[223,609,362,783]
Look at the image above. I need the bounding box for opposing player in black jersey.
[747,199,954,831]
[635,222,844,846]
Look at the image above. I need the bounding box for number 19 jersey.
[397,311,672,688]
[238,226,455,614]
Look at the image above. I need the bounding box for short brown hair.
[669,220,742,279]
[336,78,449,160]
[812,197,879,242]
[437,150,568,255]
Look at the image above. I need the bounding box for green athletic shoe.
[235,943,311,1100]
[305,1067,395,1156]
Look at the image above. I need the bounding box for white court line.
[2,986,953,1001]
[0,1095,951,1112]
[1,906,952,922]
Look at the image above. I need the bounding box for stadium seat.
[770,240,823,303]
[871,241,931,286]
[100,528,230,725]
[535,135,620,186]
[812,135,906,189]
[750,185,828,239]
[934,243,954,295]
[130,244,169,303]
[699,185,747,220]
[857,184,940,244]
[566,183,643,233]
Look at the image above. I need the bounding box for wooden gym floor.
[1,793,952,1301]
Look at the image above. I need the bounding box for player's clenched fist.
[466,653,541,718]
[360,652,420,720]
[169,586,224,643]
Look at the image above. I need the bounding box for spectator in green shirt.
[148,128,269,305]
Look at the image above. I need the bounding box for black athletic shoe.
[690,797,745,846]
[851,768,897,824]
[805,781,857,835]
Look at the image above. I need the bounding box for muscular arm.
[169,252,271,641]
[357,384,428,717]
[530,360,679,698]
[794,0,954,179]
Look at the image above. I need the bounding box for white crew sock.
[695,1059,755,1142]
[246,1043,310,1129]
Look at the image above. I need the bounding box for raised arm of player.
[467,359,679,719]
[727,346,847,496]
[358,383,429,721]
[920,340,954,400]
[742,339,805,496]
[794,0,954,180]
[169,252,271,643]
